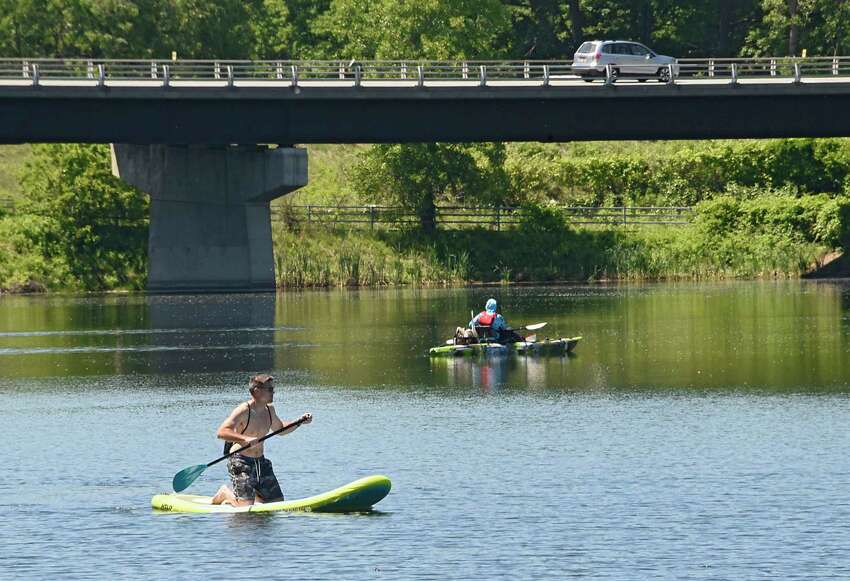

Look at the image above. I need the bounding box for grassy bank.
[272,195,843,287]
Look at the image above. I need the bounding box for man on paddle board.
[211,374,312,506]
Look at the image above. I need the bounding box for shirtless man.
[211,374,312,506]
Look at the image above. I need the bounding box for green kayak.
[429,336,581,357]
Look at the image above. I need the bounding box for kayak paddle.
[172,417,307,493]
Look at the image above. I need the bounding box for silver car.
[572,40,678,82]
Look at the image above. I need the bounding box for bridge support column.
[111,144,307,292]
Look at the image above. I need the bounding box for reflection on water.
[431,353,578,393]
[2,280,850,391]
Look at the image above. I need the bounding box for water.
[3,281,850,579]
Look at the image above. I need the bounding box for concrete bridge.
[3,57,850,291]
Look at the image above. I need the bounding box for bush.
[506,139,850,207]
[19,144,148,290]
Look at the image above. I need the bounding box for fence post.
[97,64,105,88]
[31,63,39,87]
[542,64,550,87]
[479,65,487,87]
[307,205,312,224]
[462,62,469,80]
[770,59,776,77]
[496,207,501,231]
[623,206,627,225]
[369,206,376,230]
[214,61,221,80]
[793,62,801,84]
[730,63,738,85]
[708,59,715,77]
[833,57,839,76]
[523,60,530,79]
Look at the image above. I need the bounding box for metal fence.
[0,198,693,227]
[1,57,849,87]
[272,204,694,229]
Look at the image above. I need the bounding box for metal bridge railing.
[272,204,695,230]
[2,57,850,87]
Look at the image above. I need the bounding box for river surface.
[2,281,850,579]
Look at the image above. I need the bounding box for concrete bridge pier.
[111,144,307,292]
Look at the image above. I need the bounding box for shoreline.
[4,270,848,296]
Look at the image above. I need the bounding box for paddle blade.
[172,464,208,493]
[525,322,547,331]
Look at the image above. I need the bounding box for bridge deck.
[2,58,850,143]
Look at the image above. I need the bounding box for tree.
[504,0,572,59]
[313,0,511,60]
[19,145,148,290]
[350,143,512,233]
[743,0,850,57]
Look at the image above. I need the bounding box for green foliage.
[273,224,470,287]
[0,145,32,201]
[743,0,850,57]
[0,214,71,292]
[1,0,849,63]
[695,193,850,248]
[271,194,843,287]
[313,0,511,60]
[507,139,850,207]
[350,143,512,232]
[18,144,148,290]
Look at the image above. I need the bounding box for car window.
[615,43,632,55]
[630,44,650,56]
[601,44,614,54]
[577,42,594,54]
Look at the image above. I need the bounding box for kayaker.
[211,374,313,507]
[469,298,509,341]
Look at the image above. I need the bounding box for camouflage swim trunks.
[227,454,284,502]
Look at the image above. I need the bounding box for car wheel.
[638,79,647,83]
[583,79,594,83]
[657,67,671,83]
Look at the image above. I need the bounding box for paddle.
[172,417,307,493]
[448,322,547,343]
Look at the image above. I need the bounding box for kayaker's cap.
[249,374,274,391]
[485,298,497,314]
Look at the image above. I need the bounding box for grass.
[271,220,831,288]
